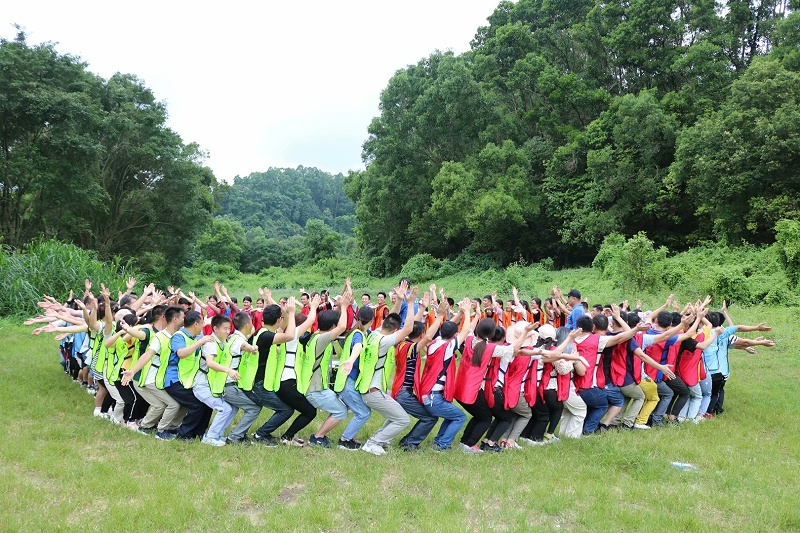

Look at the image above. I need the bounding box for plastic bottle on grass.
[671,462,698,471]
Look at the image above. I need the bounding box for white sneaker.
[518,437,536,447]
[361,440,387,456]
[634,423,651,430]
[108,415,121,425]
[201,435,226,447]
[460,442,484,454]
[126,421,140,431]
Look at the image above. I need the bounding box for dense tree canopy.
[346,0,800,273]
[0,31,216,282]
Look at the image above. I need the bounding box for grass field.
[1,304,798,532]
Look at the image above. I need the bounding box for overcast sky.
[4,1,502,181]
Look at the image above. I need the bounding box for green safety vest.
[296,333,332,395]
[253,328,286,393]
[176,331,202,389]
[355,332,396,394]
[105,334,129,383]
[333,329,361,393]
[237,331,261,392]
[139,331,172,388]
[207,336,235,397]
[90,327,107,374]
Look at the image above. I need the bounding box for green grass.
[1,303,798,531]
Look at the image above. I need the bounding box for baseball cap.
[567,289,581,299]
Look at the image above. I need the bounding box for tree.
[304,219,341,263]
[195,217,246,269]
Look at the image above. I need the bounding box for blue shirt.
[702,325,737,376]
[399,298,419,323]
[348,331,364,380]
[164,327,194,387]
[566,305,585,330]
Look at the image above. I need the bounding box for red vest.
[537,361,571,401]
[677,333,705,386]
[609,333,643,386]
[503,354,537,409]
[644,337,674,382]
[573,334,602,391]
[416,340,456,402]
[391,340,414,399]
[453,338,496,405]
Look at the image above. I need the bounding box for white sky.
[3,1,502,181]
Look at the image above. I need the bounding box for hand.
[611,304,621,318]
[127,277,137,291]
[394,280,409,300]
[568,329,582,339]
[421,292,430,310]
[743,346,757,354]
[298,287,306,294]
[458,297,470,314]
[437,299,449,316]
[167,285,176,295]
[636,323,650,332]
[512,286,519,301]
[246,344,259,354]
[636,299,642,310]
[661,364,676,380]
[85,279,92,292]
[201,335,215,344]
[221,285,229,297]
[714,326,724,336]
[492,291,498,301]
[577,356,590,367]
[721,299,727,311]
[121,370,134,386]
[429,283,436,295]
[757,323,771,331]
[32,327,45,335]
[681,314,694,329]
[117,291,123,301]
[340,292,354,308]
[258,288,265,297]
[262,288,272,301]
[406,286,418,303]
[623,299,629,310]
[345,277,352,288]
[286,296,297,309]
[227,369,241,381]
[310,294,321,308]
[100,284,110,300]
[188,291,196,300]
[340,359,354,375]
[146,283,156,295]
[524,322,537,333]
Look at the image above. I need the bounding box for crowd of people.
[27,277,775,454]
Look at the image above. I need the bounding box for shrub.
[592,233,626,273]
[400,254,441,283]
[775,219,800,285]
[0,239,137,316]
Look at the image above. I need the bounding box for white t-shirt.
[199,333,227,385]
[145,331,173,386]
[281,331,302,381]
[227,331,247,383]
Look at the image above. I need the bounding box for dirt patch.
[276,482,306,507]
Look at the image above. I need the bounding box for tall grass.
[0,239,136,316]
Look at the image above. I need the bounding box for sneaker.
[138,426,156,436]
[634,423,651,430]
[125,421,140,431]
[518,437,536,447]
[281,436,305,447]
[596,424,610,433]
[543,435,560,445]
[108,414,121,425]
[361,440,387,456]
[480,442,502,453]
[703,413,714,420]
[86,387,96,395]
[338,438,361,451]
[460,442,484,454]
[430,443,449,452]
[226,436,250,445]
[401,443,420,452]
[201,434,226,447]
[308,434,331,448]
[252,434,279,447]
[155,431,176,441]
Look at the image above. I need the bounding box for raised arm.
[395,286,420,341]
[329,292,353,338]
[390,280,408,314]
[457,298,479,346]
[295,294,321,336]
[646,294,674,323]
[274,297,298,344]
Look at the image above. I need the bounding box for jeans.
[651,381,674,424]
[396,388,438,446]
[698,373,712,415]
[339,378,372,441]
[679,383,703,420]
[166,382,213,439]
[193,384,237,439]
[245,380,295,438]
[422,392,466,449]
[604,384,625,407]
[222,384,262,440]
[578,387,607,434]
[306,388,348,420]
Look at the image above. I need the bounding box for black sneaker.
[226,436,251,445]
[309,434,331,448]
[137,426,156,436]
[596,424,610,433]
[480,442,502,453]
[338,438,361,451]
[253,434,279,447]
[401,443,420,452]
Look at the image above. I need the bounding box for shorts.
[306,389,348,420]
[604,384,625,407]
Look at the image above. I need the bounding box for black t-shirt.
[253,330,276,384]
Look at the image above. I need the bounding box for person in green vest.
[121,305,187,441]
[343,282,417,455]
[222,311,263,444]
[194,314,249,446]
[165,311,215,441]
[300,292,352,448]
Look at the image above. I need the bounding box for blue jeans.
[698,373,712,415]
[339,378,372,441]
[578,387,608,434]
[422,392,466,449]
[245,380,295,438]
[651,381,674,424]
[604,384,625,407]
[396,388,438,446]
